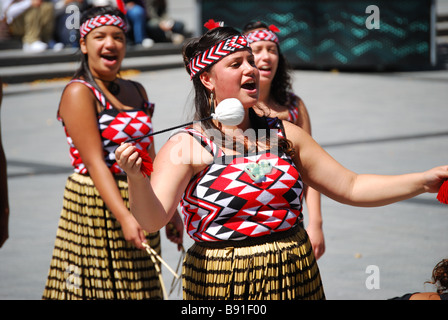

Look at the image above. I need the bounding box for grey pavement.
[1,0,448,301]
[1,67,448,300]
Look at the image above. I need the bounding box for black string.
[125,116,213,143]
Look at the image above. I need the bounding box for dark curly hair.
[427,259,448,294]
[242,21,293,106]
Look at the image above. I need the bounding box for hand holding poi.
[117,98,245,177]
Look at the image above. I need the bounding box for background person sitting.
[1,0,58,52]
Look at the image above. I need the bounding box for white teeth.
[259,66,270,70]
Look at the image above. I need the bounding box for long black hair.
[243,21,293,106]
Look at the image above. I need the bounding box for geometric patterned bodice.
[59,79,155,174]
[179,122,304,242]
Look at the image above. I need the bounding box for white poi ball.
[212,98,245,126]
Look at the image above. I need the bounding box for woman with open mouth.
[42,5,183,300]
[115,22,448,300]
[244,21,326,261]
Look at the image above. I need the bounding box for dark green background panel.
[200,0,435,69]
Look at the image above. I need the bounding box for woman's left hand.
[422,165,448,193]
[165,210,184,251]
[306,223,325,260]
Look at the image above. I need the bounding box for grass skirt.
[42,173,162,300]
[182,226,325,300]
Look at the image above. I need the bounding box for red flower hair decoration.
[204,19,224,30]
[268,24,280,33]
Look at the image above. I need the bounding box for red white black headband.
[80,14,128,39]
[188,35,251,79]
[245,25,280,44]
[187,19,251,79]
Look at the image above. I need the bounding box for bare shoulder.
[282,119,309,141]
[60,81,96,107]
[281,119,328,168]
[409,292,441,300]
[62,80,92,96]
[59,81,97,119]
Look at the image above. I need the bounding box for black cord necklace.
[94,76,120,96]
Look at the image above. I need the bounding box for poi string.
[125,98,245,143]
[165,222,185,296]
[169,246,185,296]
[142,242,180,299]
[126,116,212,144]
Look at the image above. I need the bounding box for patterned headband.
[187,34,251,79]
[80,14,128,39]
[245,29,279,44]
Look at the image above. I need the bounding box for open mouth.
[101,54,118,62]
[259,65,271,71]
[241,81,256,91]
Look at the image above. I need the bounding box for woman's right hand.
[115,143,145,179]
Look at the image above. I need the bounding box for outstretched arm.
[283,121,448,207]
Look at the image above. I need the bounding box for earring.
[210,91,215,115]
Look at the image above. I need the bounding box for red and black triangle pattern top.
[59,79,154,174]
[179,122,304,242]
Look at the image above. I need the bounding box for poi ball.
[212,98,245,126]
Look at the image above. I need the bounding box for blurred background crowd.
[0,0,191,52]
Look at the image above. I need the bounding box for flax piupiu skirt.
[42,173,162,300]
[182,226,325,300]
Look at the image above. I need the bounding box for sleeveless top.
[286,92,300,123]
[58,79,155,174]
[179,119,304,242]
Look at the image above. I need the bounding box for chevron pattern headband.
[80,14,128,39]
[187,35,251,79]
[245,29,279,44]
